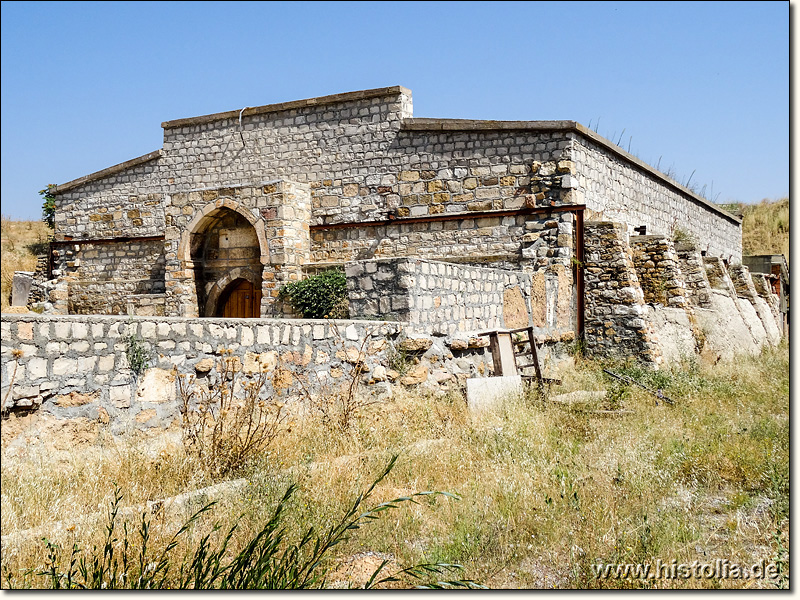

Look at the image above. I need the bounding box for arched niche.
[184,204,266,317]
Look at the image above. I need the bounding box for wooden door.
[219,279,262,318]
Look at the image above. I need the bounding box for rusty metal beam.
[310,204,587,231]
[575,208,585,342]
[50,235,165,247]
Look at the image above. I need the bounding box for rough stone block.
[110,384,132,408]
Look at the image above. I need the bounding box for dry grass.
[721,198,789,264]
[0,216,50,310]
[1,343,789,588]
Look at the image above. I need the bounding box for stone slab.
[466,375,522,412]
[11,272,34,306]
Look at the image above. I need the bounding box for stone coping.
[0,313,395,327]
[348,255,529,276]
[403,118,741,226]
[53,150,162,195]
[161,85,412,129]
[403,118,580,132]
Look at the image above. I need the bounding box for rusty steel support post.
[575,207,585,341]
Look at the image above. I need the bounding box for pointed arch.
[178,198,268,267]
[181,200,267,317]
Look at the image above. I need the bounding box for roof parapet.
[53,150,162,195]
[161,85,412,130]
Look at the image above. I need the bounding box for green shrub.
[125,332,151,379]
[39,185,56,230]
[279,269,348,319]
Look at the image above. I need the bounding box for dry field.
[0,216,50,311]
[0,345,789,588]
[722,197,790,264]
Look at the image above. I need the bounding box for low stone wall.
[1,312,577,438]
[345,258,533,335]
[1,314,401,433]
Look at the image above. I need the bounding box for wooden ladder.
[508,326,562,388]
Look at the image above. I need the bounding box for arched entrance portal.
[216,278,263,318]
[188,206,264,317]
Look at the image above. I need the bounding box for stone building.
[41,85,773,363]
[742,254,789,334]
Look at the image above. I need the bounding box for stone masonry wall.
[3,313,551,438]
[630,235,688,308]
[161,88,413,225]
[570,135,742,262]
[727,264,759,300]
[49,86,746,326]
[583,222,661,364]
[675,242,713,309]
[312,209,574,268]
[703,256,741,298]
[1,314,401,433]
[345,258,534,336]
[56,165,164,240]
[48,240,166,315]
[163,181,310,318]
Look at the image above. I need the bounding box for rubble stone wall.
[630,235,688,308]
[313,210,575,269]
[4,313,561,433]
[675,242,713,309]
[1,314,401,432]
[57,179,164,241]
[583,222,662,364]
[49,240,166,315]
[49,87,747,330]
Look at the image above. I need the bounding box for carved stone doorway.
[188,206,265,317]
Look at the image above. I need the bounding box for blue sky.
[0,1,789,220]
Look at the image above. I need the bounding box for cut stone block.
[466,375,522,411]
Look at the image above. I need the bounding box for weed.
[672,227,697,246]
[770,528,788,589]
[295,324,383,432]
[124,331,151,380]
[386,343,412,376]
[178,350,288,478]
[12,458,481,589]
[1,342,788,590]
